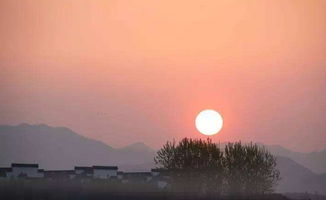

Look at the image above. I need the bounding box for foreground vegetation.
[0,179,290,200]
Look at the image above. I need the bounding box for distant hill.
[276,156,326,194]
[0,123,325,194]
[0,123,155,170]
[118,142,155,153]
[267,145,326,174]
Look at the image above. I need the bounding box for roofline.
[151,168,165,172]
[0,167,12,172]
[74,166,93,170]
[93,166,118,170]
[12,163,38,168]
[124,172,151,175]
[44,170,75,173]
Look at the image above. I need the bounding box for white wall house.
[123,172,152,183]
[157,180,168,189]
[93,166,118,179]
[151,169,160,177]
[117,171,124,180]
[11,163,40,179]
[36,169,44,178]
[151,169,170,189]
[74,166,93,177]
[44,170,75,180]
[0,168,12,180]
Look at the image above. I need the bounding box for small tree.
[154,139,177,169]
[154,138,224,195]
[223,142,280,195]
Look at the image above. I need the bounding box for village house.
[122,172,152,183]
[36,169,45,178]
[0,163,170,190]
[44,170,75,180]
[151,169,170,189]
[74,166,93,177]
[0,167,12,179]
[11,163,43,179]
[151,168,161,176]
[92,166,118,179]
[117,171,124,180]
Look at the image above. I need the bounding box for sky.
[0,0,325,152]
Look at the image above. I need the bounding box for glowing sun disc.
[195,109,223,136]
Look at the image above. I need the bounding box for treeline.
[154,138,280,196]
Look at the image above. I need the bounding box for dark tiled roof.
[75,166,93,174]
[93,166,118,170]
[12,163,38,168]
[0,167,12,172]
[124,172,151,177]
[151,168,167,172]
[75,166,92,170]
[45,170,74,174]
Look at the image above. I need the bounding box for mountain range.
[0,123,325,194]
[0,123,155,171]
[267,144,326,174]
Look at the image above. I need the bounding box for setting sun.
[195,109,223,136]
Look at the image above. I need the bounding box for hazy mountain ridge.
[276,156,326,194]
[118,142,155,153]
[0,124,155,170]
[267,144,326,174]
[0,124,325,194]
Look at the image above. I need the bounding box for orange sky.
[1,0,325,152]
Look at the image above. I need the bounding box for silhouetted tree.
[154,139,177,169]
[224,142,280,195]
[155,138,224,195]
[155,138,280,196]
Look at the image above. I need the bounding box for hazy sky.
[1,0,325,152]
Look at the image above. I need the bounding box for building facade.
[93,166,118,179]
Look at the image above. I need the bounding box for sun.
[195,109,223,136]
